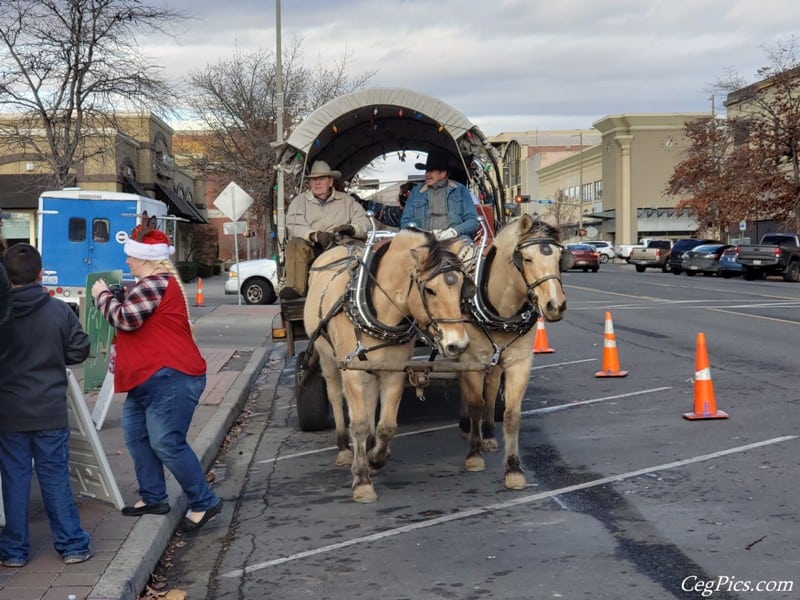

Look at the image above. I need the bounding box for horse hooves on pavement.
[464,455,486,472]
[352,483,378,503]
[504,472,526,490]
[481,438,499,453]
[335,449,354,466]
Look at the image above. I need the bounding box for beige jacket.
[285,190,371,242]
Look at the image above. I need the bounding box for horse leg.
[368,372,405,471]
[458,392,470,439]
[459,371,486,472]
[480,367,502,453]
[501,364,528,490]
[318,350,352,466]
[341,371,377,503]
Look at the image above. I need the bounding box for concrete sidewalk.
[0,300,279,600]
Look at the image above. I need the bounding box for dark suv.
[667,239,720,274]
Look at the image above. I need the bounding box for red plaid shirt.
[96,275,205,392]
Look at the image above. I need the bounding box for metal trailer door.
[39,197,135,289]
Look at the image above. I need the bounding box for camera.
[107,283,125,302]
[93,283,125,307]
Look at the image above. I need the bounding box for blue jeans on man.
[123,368,219,511]
[0,428,91,564]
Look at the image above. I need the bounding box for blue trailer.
[37,189,168,314]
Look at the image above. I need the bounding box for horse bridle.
[513,236,566,309]
[411,262,468,348]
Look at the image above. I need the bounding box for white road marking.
[224,435,797,578]
[522,386,671,415]
[258,387,670,465]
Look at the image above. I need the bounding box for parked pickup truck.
[737,233,800,281]
[628,240,673,272]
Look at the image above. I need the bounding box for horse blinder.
[559,249,575,272]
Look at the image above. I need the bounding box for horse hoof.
[353,484,378,503]
[335,449,353,467]
[464,455,486,472]
[481,438,499,453]
[504,472,526,490]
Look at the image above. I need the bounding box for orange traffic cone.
[532,317,555,353]
[194,277,205,307]
[595,311,628,377]
[683,332,728,420]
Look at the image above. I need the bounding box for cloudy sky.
[141,0,799,180]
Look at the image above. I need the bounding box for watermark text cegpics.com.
[682,575,794,597]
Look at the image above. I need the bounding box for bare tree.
[0,0,185,187]
[550,188,577,230]
[181,38,375,220]
[669,38,800,232]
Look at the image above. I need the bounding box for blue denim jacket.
[400,180,479,236]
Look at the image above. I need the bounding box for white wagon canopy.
[273,87,506,227]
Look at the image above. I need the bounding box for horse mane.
[394,229,462,275]
[518,216,562,246]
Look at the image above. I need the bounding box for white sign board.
[214,181,254,221]
[66,369,124,509]
[223,221,248,235]
[739,220,747,231]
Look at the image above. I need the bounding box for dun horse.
[455,214,570,489]
[303,229,470,503]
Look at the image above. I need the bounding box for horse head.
[406,234,471,359]
[503,214,568,322]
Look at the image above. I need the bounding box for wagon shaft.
[336,359,488,373]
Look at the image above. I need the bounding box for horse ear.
[519,213,533,231]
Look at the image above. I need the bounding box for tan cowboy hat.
[306,160,341,179]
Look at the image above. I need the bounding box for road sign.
[214,181,254,221]
[223,221,248,235]
[535,199,554,204]
[739,220,747,231]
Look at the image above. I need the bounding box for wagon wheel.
[295,350,332,431]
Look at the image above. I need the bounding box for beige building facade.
[0,112,206,255]
[496,114,710,245]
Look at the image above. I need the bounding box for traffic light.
[242,230,256,238]
[514,194,530,204]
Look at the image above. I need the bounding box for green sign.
[83,271,122,392]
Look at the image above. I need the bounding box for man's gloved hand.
[311,230,334,248]
[333,224,355,243]
[433,227,458,241]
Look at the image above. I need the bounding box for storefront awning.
[153,183,207,224]
[122,176,148,197]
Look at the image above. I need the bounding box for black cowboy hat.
[415,150,452,172]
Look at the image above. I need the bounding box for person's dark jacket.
[0,283,90,431]
[0,263,11,340]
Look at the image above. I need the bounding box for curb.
[88,343,273,600]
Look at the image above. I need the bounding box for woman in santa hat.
[91,225,223,532]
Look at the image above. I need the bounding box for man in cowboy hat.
[281,160,370,300]
[399,150,478,240]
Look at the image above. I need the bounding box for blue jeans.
[123,368,219,511]
[0,428,91,562]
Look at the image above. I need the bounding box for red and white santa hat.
[124,229,175,261]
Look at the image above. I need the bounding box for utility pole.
[578,130,584,237]
[275,0,285,259]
